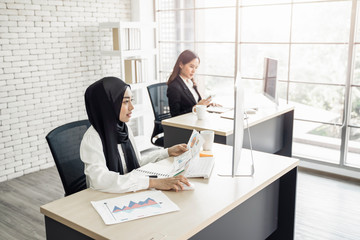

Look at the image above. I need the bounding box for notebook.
[206,106,233,114]
[133,162,181,178]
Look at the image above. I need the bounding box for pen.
[173,169,184,177]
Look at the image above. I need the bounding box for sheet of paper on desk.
[91,190,179,225]
[173,129,204,171]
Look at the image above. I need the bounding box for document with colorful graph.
[173,129,204,171]
[91,190,179,225]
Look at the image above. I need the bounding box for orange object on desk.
[199,151,213,157]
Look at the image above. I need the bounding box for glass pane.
[157,0,194,10]
[158,10,194,41]
[197,75,234,107]
[350,86,360,126]
[159,42,195,73]
[346,127,360,168]
[242,78,263,106]
[292,1,351,42]
[293,121,341,164]
[289,82,344,124]
[195,43,235,77]
[277,80,288,101]
[195,8,235,42]
[241,4,291,42]
[196,0,235,8]
[243,78,262,94]
[353,44,360,85]
[159,72,171,83]
[241,43,289,80]
[290,44,348,84]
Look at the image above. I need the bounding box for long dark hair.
[167,50,200,85]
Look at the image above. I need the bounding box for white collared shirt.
[80,125,169,193]
[180,75,199,103]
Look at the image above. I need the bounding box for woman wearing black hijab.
[80,77,190,193]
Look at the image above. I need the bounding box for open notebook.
[133,162,181,178]
[133,130,214,178]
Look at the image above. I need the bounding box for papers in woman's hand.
[133,130,204,178]
[173,130,204,171]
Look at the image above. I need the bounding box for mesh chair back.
[147,83,171,146]
[46,120,91,196]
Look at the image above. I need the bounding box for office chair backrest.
[46,120,91,196]
[147,82,171,146]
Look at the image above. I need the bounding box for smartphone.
[206,94,215,100]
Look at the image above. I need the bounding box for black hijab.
[84,77,140,174]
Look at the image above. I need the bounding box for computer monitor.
[263,57,278,105]
[218,73,254,177]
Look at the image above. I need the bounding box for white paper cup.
[200,130,215,151]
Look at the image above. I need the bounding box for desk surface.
[40,144,298,240]
[161,104,294,136]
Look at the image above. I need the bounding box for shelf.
[99,22,120,28]
[99,21,158,152]
[99,22,156,29]
[101,49,157,58]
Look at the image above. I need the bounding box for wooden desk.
[162,105,294,157]
[40,144,298,240]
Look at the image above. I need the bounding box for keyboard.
[184,157,215,178]
[220,110,249,120]
[206,106,233,114]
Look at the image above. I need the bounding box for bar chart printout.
[91,190,180,225]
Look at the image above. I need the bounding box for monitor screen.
[263,58,278,104]
[218,73,254,177]
[232,73,244,177]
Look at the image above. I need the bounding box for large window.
[156,0,360,172]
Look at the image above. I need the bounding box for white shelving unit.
[99,21,159,152]
[99,21,158,83]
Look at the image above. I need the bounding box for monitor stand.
[217,151,255,177]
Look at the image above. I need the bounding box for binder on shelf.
[120,28,141,51]
[124,58,147,84]
[112,28,119,51]
[124,59,135,84]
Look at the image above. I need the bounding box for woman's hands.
[198,96,212,106]
[198,96,222,107]
[209,102,222,107]
[168,144,188,157]
[149,175,190,192]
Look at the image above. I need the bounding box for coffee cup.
[200,130,215,151]
[192,105,207,120]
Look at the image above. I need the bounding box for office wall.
[0,0,131,182]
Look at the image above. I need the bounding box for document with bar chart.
[91,190,179,225]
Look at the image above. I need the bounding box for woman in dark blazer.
[167,50,212,117]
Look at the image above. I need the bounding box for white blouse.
[180,75,199,103]
[80,125,169,193]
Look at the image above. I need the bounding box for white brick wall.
[0,0,131,182]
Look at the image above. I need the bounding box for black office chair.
[147,82,171,147]
[46,120,91,196]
